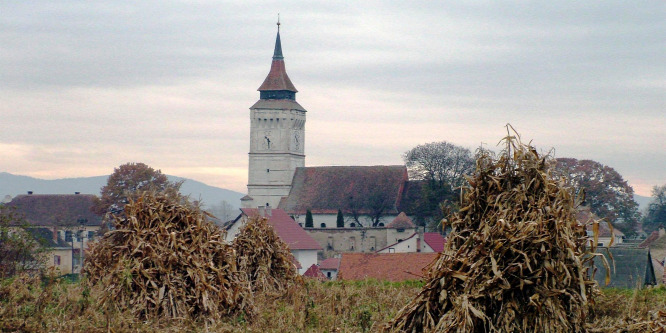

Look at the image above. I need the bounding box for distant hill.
[634,194,653,213]
[0,172,244,210]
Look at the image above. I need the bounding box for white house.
[225,207,322,275]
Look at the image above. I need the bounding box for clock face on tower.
[262,131,272,150]
[293,132,300,151]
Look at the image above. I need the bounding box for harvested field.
[1,275,666,332]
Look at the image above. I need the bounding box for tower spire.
[273,15,283,60]
[258,18,297,95]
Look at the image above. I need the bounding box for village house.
[303,264,327,280]
[318,257,340,280]
[578,206,624,247]
[225,207,322,275]
[4,192,103,274]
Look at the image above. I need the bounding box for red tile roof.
[257,59,297,92]
[240,208,322,250]
[278,166,409,215]
[319,258,340,270]
[641,230,660,248]
[386,212,415,229]
[423,233,446,253]
[338,253,438,282]
[303,264,327,279]
[6,194,102,227]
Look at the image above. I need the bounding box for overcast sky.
[1,1,664,196]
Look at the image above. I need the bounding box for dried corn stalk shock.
[386,128,601,333]
[232,216,303,296]
[83,192,253,322]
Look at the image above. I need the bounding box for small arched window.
[320,223,327,228]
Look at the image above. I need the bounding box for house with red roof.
[337,252,438,282]
[319,257,340,280]
[303,264,327,280]
[226,207,322,274]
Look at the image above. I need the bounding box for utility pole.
[77,218,87,275]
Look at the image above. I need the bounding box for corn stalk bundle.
[83,192,253,321]
[233,216,303,295]
[387,130,599,333]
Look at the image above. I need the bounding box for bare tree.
[403,141,474,189]
[402,141,475,226]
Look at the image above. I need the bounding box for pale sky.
[1,1,664,196]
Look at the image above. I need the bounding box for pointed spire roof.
[273,23,283,60]
[258,20,297,93]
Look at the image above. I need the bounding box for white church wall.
[293,213,401,228]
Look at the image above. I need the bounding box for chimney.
[266,204,272,217]
[52,227,58,242]
[27,191,33,195]
[258,206,265,217]
[416,233,421,253]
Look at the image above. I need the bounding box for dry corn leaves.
[590,310,666,333]
[83,192,253,322]
[386,129,600,333]
[233,216,303,295]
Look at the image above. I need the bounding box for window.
[54,255,61,266]
[327,272,331,278]
[388,248,395,253]
[397,228,405,232]
[65,231,73,242]
[88,231,95,241]
[320,223,327,228]
[76,230,83,242]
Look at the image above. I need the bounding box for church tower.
[243,20,306,209]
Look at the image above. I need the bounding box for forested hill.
[0,172,243,209]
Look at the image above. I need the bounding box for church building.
[234,22,443,263]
